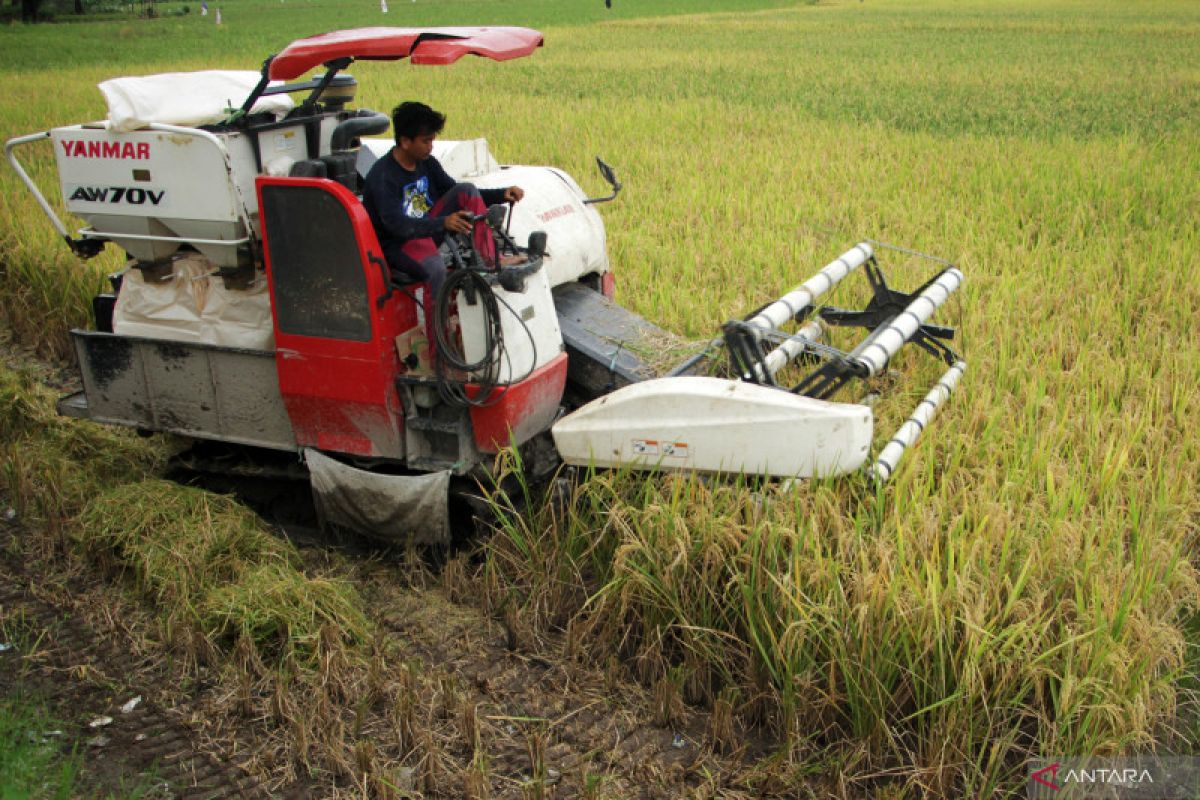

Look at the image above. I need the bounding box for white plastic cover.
[112,253,274,350]
[357,138,499,179]
[473,165,610,287]
[431,138,500,177]
[552,376,874,478]
[100,70,294,133]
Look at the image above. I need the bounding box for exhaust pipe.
[331,109,390,152]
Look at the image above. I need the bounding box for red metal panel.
[256,175,419,460]
[269,27,544,80]
[601,271,616,299]
[467,353,568,453]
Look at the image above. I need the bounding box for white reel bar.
[742,242,874,380]
[747,242,874,331]
[753,320,823,381]
[852,267,963,378]
[868,359,966,483]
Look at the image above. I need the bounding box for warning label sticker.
[631,439,659,456]
[632,440,689,458]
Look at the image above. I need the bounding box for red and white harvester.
[7,27,966,542]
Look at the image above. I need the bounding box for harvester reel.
[553,242,967,484]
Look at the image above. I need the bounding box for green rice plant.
[488,465,1199,793]
[0,693,171,800]
[481,452,616,634]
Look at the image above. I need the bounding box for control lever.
[470,203,509,229]
[498,231,548,293]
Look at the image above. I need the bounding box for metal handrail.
[5,130,72,239]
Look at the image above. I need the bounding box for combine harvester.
[6,27,966,542]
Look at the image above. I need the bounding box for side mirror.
[583,156,623,205]
[596,158,620,191]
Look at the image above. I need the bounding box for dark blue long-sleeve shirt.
[362,151,506,253]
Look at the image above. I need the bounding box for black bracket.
[728,256,961,401]
[817,260,959,365]
[791,260,961,399]
[722,319,775,387]
[66,235,106,260]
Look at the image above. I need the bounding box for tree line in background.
[8,0,162,23]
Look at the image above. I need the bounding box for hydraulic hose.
[432,267,505,407]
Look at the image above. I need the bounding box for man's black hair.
[392,101,446,143]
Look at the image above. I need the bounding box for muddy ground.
[0,330,796,799]
[1,514,775,798]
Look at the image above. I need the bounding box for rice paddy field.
[1,0,1199,796]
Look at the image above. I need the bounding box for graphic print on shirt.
[402,176,433,219]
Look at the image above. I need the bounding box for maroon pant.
[388,183,496,298]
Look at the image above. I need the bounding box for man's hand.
[503,186,525,204]
[443,210,474,235]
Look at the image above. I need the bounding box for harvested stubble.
[0,363,370,667]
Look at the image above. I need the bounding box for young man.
[362,101,524,296]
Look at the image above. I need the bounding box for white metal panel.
[52,125,240,222]
[472,165,610,288]
[51,124,253,265]
[552,377,873,478]
[72,332,295,451]
[458,264,564,384]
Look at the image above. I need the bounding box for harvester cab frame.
[6,25,967,546]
